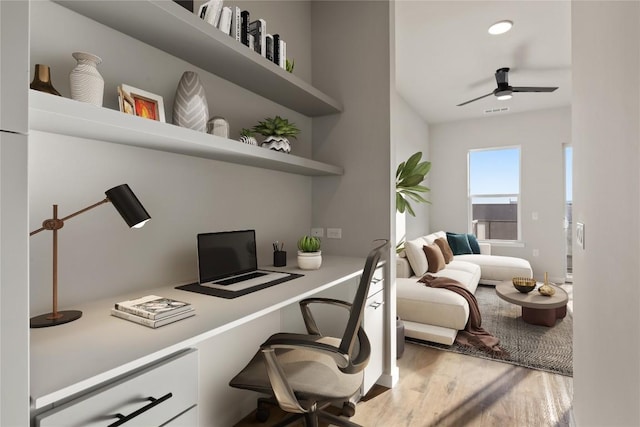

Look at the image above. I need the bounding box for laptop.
[197,230,288,291]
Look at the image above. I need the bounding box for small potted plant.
[252,115,300,153]
[297,235,321,270]
[238,128,257,145]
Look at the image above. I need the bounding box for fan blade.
[512,86,558,93]
[457,92,494,106]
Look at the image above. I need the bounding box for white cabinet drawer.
[368,267,384,297]
[362,290,384,394]
[36,349,198,427]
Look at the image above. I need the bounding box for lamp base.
[30,310,82,328]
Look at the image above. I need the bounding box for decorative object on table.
[69,52,104,107]
[173,71,209,132]
[297,235,321,270]
[239,128,258,145]
[118,84,166,122]
[29,184,151,328]
[396,151,431,217]
[285,58,295,73]
[512,276,536,293]
[111,305,195,328]
[114,295,193,320]
[273,241,286,267]
[538,272,556,296]
[206,116,229,138]
[252,115,300,153]
[30,64,61,96]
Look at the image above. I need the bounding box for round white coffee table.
[495,281,568,327]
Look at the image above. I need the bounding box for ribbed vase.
[173,71,209,132]
[69,52,104,106]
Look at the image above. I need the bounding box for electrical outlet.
[311,228,324,238]
[327,228,342,239]
[533,249,539,257]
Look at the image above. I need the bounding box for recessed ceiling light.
[488,20,513,35]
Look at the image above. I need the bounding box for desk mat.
[175,272,304,299]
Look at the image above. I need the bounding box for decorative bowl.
[512,277,536,293]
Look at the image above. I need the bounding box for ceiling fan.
[457,67,558,106]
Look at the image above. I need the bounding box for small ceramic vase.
[69,52,104,106]
[207,116,229,138]
[30,64,61,96]
[261,136,291,153]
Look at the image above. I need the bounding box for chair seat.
[230,334,363,402]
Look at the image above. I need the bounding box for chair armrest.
[299,298,351,336]
[479,242,491,255]
[397,256,413,278]
[261,333,351,368]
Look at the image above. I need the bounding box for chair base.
[256,397,361,427]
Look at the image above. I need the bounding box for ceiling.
[395,1,572,124]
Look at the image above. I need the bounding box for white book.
[229,6,242,42]
[248,34,255,51]
[280,39,287,69]
[111,307,195,329]
[201,0,223,27]
[114,294,192,320]
[218,7,232,34]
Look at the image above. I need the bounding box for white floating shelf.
[29,91,344,176]
[54,0,342,117]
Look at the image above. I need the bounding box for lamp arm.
[30,198,110,236]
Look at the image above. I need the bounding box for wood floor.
[234,342,573,427]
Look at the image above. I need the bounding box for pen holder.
[273,251,287,267]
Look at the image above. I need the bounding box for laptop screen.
[197,230,258,283]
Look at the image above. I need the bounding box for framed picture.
[118,84,165,123]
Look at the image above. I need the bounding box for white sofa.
[396,231,533,345]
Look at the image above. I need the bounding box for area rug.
[408,284,573,377]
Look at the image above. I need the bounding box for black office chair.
[229,239,389,427]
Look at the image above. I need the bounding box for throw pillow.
[446,232,473,255]
[423,244,445,273]
[466,233,481,254]
[434,237,454,263]
[404,237,429,276]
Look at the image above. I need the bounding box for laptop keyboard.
[214,271,267,286]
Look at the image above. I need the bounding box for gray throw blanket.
[418,274,508,357]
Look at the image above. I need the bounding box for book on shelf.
[230,6,242,42]
[248,18,267,57]
[279,39,287,69]
[273,34,281,66]
[218,6,232,35]
[266,34,274,62]
[240,10,250,47]
[199,0,223,28]
[114,295,192,320]
[248,34,255,52]
[111,307,195,329]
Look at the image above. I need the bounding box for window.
[468,147,520,241]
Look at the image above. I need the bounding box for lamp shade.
[105,184,151,228]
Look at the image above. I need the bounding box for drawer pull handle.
[371,278,382,283]
[369,301,383,309]
[107,392,173,427]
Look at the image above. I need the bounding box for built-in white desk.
[30,256,367,411]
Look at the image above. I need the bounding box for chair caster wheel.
[342,401,356,417]
[256,406,270,423]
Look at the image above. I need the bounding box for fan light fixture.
[488,20,513,35]
[497,94,513,101]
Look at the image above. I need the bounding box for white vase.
[69,52,104,107]
[261,136,291,153]
[173,71,209,132]
[297,251,322,270]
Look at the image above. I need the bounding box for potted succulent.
[297,235,321,270]
[252,115,300,153]
[238,128,257,145]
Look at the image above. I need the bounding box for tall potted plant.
[396,152,431,252]
[252,115,300,153]
[297,235,321,270]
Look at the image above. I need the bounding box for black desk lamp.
[30,184,151,328]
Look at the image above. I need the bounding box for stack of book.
[111,295,195,328]
[197,0,287,70]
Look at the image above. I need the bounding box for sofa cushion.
[446,232,473,255]
[434,237,454,263]
[424,231,446,245]
[423,244,445,273]
[466,234,481,254]
[404,237,429,276]
[454,254,533,282]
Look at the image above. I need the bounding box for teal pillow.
[466,233,481,254]
[446,232,473,255]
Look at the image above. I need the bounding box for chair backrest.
[338,239,389,366]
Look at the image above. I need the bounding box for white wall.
[572,2,640,425]
[28,2,314,314]
[393,92,430,240]
[428,107,571,282]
